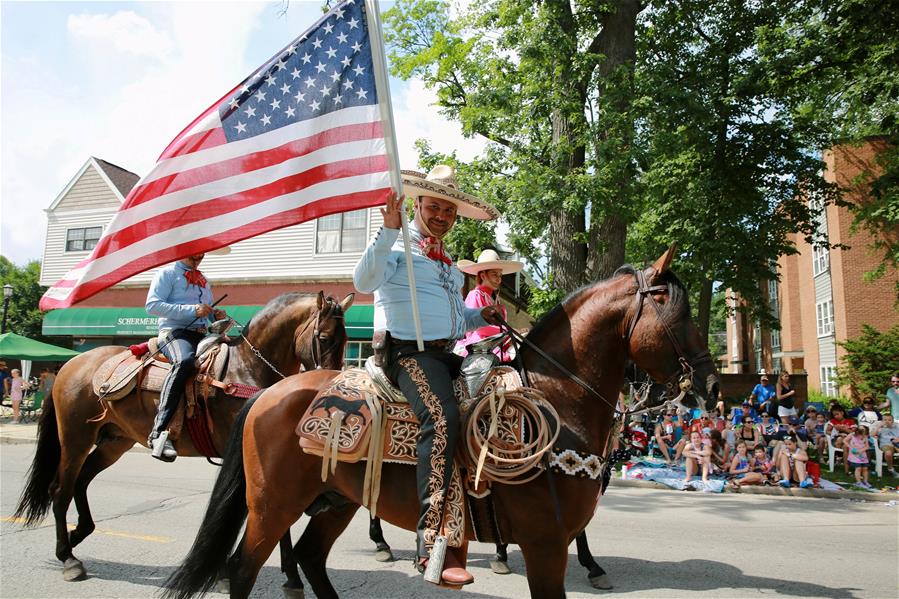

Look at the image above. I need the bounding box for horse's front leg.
[575,530,612,589]
[518,534,568,599]
[369,516,394,562]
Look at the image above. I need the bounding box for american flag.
[41,0,392,310]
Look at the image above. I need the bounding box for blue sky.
[0,1,486,266]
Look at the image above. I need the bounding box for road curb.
[610,476,897,502]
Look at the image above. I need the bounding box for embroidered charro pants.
[388,346,464,558]
[151,329,203,439]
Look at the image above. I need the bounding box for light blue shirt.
[353,224,486,341]
[145,261,213,332]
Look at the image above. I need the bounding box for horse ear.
[317,290,324,310]
[650,243,678,277]
[340,292,355,312]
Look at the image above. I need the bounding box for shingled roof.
[93,158,140,198]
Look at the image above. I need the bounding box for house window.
[315,209,367,253]
[343,341,373,369]
[820,365,838,397]
[812,244,829,276]
[65,226,103,252]
[816,300,834,337]
[771,327,781,351]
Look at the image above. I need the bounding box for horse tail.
[13,389,61,526]
[162,392,260,599]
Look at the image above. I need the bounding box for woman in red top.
[825,405,856,473]
[454,249,523,362]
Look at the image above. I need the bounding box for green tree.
[836,324,899,402]
[626,0,841,338]
[384,0,644,297]
[757,0,899,292]
[0,256,48,341]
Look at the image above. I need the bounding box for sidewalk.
[1,418,895,502]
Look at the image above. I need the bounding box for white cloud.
[67,11,174,61]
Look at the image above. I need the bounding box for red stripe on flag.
[39,189,390,309]
[128,121,384,208]
[158,127,228,160]
[90,155,388,257]
[156,85,239,161]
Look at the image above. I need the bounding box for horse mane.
[228,292,320,345]
[526,264,690,341]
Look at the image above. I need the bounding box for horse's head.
[293,291,353,371]
[619,246,720,413]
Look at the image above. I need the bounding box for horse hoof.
[213,578,230,594]
[590,573,613,590]
[490,559,511,575]
[281,583,305,599]
[374,547,394,562]
[62,558,86,581]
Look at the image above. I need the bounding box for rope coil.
[465,385,561,485]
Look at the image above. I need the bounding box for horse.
[13,291,354,585]
[163,247,720,599]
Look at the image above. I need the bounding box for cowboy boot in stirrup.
[440,541,474,587]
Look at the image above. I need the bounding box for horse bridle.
[620,269,714,415]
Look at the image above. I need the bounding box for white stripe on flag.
[74,171,391,286]
[143,105,381,184]
[184,111,222,136]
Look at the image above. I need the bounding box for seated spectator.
[722,419,737,455]
[627,418,649,456]
[810,411,828,460]
[825,405,856,473]
[845,425,872,488]
[849,398,882,430]
[777,436,814,488]
[751,446,777,484]
[803,406,818,435]
[654,410,678,464]
[776,371,798,424]
[769,418,809,464]
[750,373,777,414]
[729,442,766,487]
[730,400,759,426]
[873,413,899,476]
[682,431,711,484]
[759,413,779,444]
[736,415,762,451]
[708,429,730,473]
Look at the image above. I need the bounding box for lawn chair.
[871,437,883,478]
[826,432,844,473]
[19,391,44,424]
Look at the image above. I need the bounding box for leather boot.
[441,542,474,586]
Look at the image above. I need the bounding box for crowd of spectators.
[622,372,899,490]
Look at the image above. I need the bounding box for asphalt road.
[1,443,897,599]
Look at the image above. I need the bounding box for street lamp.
[1,284,13,334]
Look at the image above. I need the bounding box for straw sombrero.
[458,249,524,275]
[402,165,500,221]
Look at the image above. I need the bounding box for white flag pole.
[365,0,424,352]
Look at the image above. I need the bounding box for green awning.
[0,332,81,360]
[43,305,374,340]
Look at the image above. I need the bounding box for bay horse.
[14,291,353,584]
[164,248,720,599]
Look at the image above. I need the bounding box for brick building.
[724,138,898,397]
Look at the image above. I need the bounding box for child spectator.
[873,413,899,476]
[752,446,776,484]
[759,413,779,444]
[722,419,737,454]
[683,431,711,484]
[729,442,766,487]
[708,429,730,473]
[826,405,856,473]
[803,406,818,435]
[811,412,828,460]
[845,425,872,488]
[777,436,814,488]
[654,410,678,464]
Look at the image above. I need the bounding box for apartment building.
[724,139,898,396]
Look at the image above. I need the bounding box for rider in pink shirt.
[454,249,523,362]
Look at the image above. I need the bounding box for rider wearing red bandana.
[145,253,227,461]
[354,165,502,586]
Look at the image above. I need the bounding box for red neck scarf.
[184,269,207,288]
[419,236,452,266]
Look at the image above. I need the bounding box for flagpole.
[365,0,424,352]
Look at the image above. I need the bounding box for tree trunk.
[586,0,642,281]
[549,109,588,292]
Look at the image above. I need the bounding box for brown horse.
[164,248,720,599]
[14,291,353,584]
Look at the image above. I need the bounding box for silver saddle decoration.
[460,332,505,399]
[365,356,408,404]
[196,318,235,362]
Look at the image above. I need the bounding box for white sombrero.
[458,249,524,275]
[402,165,500,221]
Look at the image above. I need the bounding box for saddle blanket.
[297,366,528,468]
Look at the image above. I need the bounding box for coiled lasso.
[465,384,561,486]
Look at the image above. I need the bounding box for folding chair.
[19,391,44,424]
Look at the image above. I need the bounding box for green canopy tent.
[0,332,81,383]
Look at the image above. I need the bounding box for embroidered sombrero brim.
[401,170,500,221]
[457,259,523,275]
